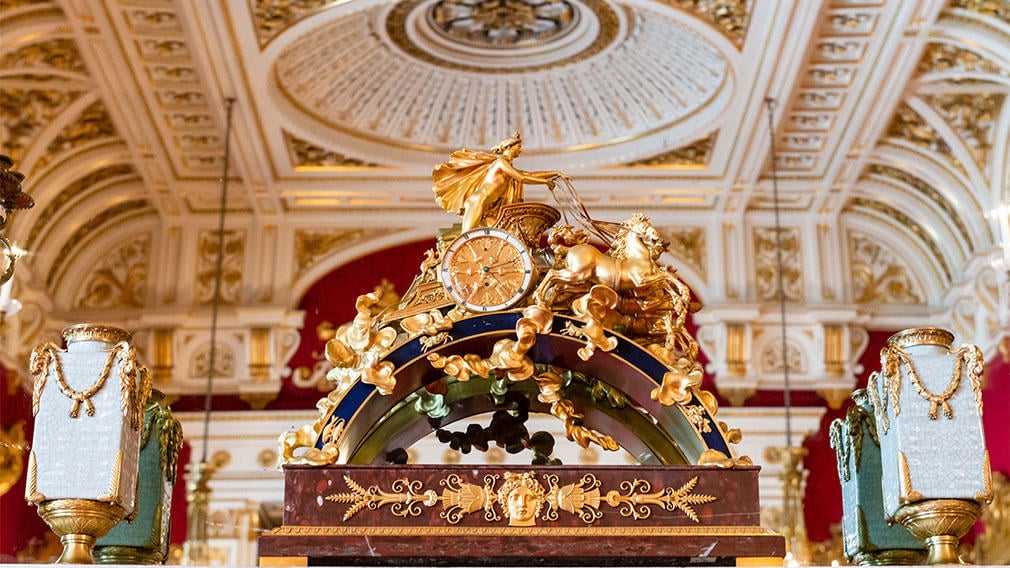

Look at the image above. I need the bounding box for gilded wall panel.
[75,233,151,309]
[196,229,246,305]
[848,232,922,305]
[294,228,402,279]
[752,227,803,303]
[659,227,706,282]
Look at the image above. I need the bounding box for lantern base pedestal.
[37,499,127,564]
[93,545,163,565]
[852,549,927,566]
[893,499,980,565]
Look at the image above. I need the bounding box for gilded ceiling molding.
[195,229,246,306]
[45,199,154,289]
[658,0,748,48]
[922,93,1005,173]
[845,197,952,282]
[623,132,716,168]
[0,89,81,161]
[847,231,922,305]
[284,132,383,169]
[75,233,151,309]
[770,2,886,175]
[35,101,118,171]
[658,227,706,283]
[865,164,978,254]
[112,1,222,177]
[886,104,963,175]
[752,227,803,303]
[252,0,329,47]
[916,43,1008,78]
[24,164,139,251]
[0,38,87,74]
[949,0,1010,24]
[294,228,402,278]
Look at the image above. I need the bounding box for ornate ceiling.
[0,0,1008,404]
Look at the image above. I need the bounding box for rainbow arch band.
[317,311,733,463]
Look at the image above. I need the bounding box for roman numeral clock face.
[440,227,534,312]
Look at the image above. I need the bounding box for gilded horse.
[532,214,696,355]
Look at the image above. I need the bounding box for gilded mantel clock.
[440,227,535,312]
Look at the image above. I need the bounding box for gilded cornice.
[294,228,402,278]
[47,199,154,288]
[865,164,977,254]
[284,132,384,169]
[24,164,139,251]
[622,132,716,168]
[845,197,952,282]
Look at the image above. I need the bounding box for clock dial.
[441,228,534,312]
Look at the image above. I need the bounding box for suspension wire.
[200,97,237,464]
[765,97,793,450]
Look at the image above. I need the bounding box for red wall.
[0,366,54,561]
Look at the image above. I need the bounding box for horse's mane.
[609,214,655,258]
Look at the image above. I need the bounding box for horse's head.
[621,214,669,260]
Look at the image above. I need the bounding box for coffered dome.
[272,0,733,157]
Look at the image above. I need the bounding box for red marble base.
[259,464,784,566]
